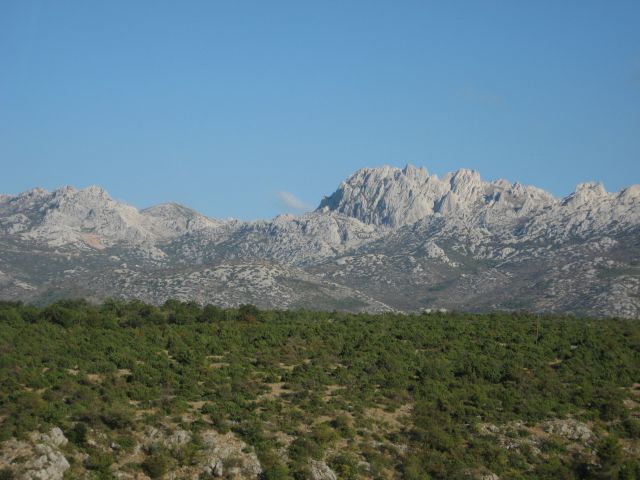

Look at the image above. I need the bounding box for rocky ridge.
[1,164,639,317]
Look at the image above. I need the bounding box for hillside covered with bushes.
[0,300,639,479]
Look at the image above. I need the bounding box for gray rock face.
[542,419,592,442]
[319,164,557,228]
[36,427,68,449]
[199,430,262,479]
[139,427,261,479]
[27,444,70,480]
[309,459,338,480]
[1,164,639,318]
[479,474,500,480]
[0,427,70,480]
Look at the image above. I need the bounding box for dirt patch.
[323,384,345,401]
[261,382,287,400]
[133,406,159,418]
[365,404,412,430]
[81,233,105,250]
[86,373,103,383]
[278,363,296,371]
[210,362,230,369]
[188,401,206,411]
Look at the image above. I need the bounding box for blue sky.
[1,1,639,219]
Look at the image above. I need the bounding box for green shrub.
[84,449,114,474]
[0,468,15,480]
[329,454,359,480]
[101,408,133,430]
[623,417,640,439]
[142,451,170,479]
[262,463,290,480]
[67,422,88,447]
[116,434,137,452]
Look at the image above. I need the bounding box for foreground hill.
[0,300,638,479]
[1,164,639,317]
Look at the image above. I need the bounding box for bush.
[142,451,170,479]
[173,436,203,466]
[116,434,137,452]
[262,463,290,480]
[595,436,623,477]
[84,449,113,474]
[623,417,640,439]
[0,468,14,480]
[100,408,133,430]
[40,304,81,327]
[329,454,359,480]
[67,422,88,447]
[238,304,260,322]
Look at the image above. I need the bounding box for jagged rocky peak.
[562,182,610,207]
[618,184,640,203]
[318,164,448,227]
[318,163,556,227]
[551,181,640,229]
[0,187,50,212]
[445,168,482,194]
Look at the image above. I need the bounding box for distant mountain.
[1,165,639,317]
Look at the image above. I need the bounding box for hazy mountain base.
[0,300,639,479]
[1,164,639,317]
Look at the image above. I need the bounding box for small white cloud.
[276,191,312,213]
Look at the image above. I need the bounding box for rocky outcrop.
[199,430,261,479]
[309,459,338,480]
[0,427,70,480]
[479,474,500,480]
[140,427,262,479]
[542,419,592,442]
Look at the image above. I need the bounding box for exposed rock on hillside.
[310,459,338,480]
[0,427,70,480]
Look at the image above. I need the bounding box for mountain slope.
[1,165,638,317]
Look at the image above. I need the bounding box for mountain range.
[1,164,639,318]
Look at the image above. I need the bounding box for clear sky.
[1,1,639,219]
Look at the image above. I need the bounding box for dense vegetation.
[0,299,639,479]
